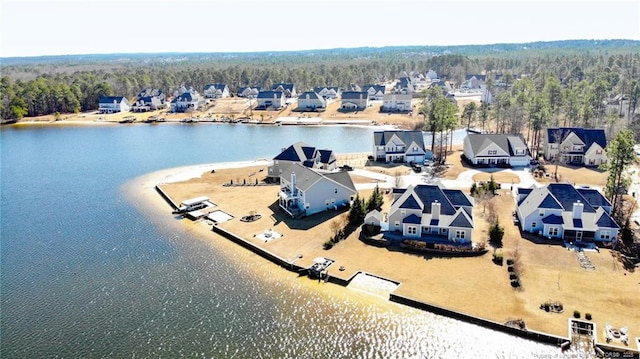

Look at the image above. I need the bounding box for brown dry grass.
[158,165,639,347]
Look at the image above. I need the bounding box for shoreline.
[126,160,639,356]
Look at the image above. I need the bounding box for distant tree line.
[1,40,639,121]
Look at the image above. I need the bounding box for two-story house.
[314,86,340,100]
[271,83,297,98]
[373,130,428,164]
[267,142,337,181]
[203,83,230,99]
[131,88,165,112]
[544,128,607,166]
[340,91,369,111]
[384,183,474,244]
[98,96,131,114]
[170,88,204,112]
[256,91,285,110]
[237,86,262,99]
[296,91,327,111]
[362,85,386,101]
[463,133,531,167]
[382,93,412,113]
[278,163,356,218]
[515,183,619,244]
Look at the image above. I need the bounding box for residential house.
[203,83,230,99]
[431,80,453,95]
[515,183,619,243]
[362,85,386,101]
[373,130,429,164]
[314,86,340,100]
[340,91,369,111]
[268,141,337,180]
[256,91,285,110]
[271,83,297,98]
[98,96,131,114]
[544,128,607,166]
[382,93,412,113]
[296,91,327,111]
[461,75,487,90]
[170,88,204,112]
[463,133,531,166]
[131,88,165,112]
[237,86,262,99]
[385,183,474,244]
[278,163,356,218]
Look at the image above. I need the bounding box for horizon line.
[3,38,639,60]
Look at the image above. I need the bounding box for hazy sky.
[1,0,638,57]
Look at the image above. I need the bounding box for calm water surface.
[1,124,567,358]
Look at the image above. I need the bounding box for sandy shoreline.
[124,158,640,355]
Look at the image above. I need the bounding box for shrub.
[493,251,504,265]
[585,313,592,320]
[510,280,520,288]
[323,240,334,250]
[509,273,518,280]
[573,310,580,319]
[489,221,505,245]
[506,258,514,265]
[507,265,515,272]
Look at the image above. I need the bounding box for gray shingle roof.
[546,128,607,150]
[465,134,529,157]
[373,130,426,150]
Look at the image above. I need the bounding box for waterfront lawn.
[159,165,639,349]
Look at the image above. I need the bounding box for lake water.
[1,123,565,358]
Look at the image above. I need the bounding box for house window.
[549,227,559,236]
[601,230,610,240]
[325,200,330,205]
[334,188,338,194]
[532,222,537,229]
[441,228,446,233]
[408,226,417,235]
[401,209,406,215]
[488,150,497,155]
[539,210,544,216]
[395,221,400,227]
[596,149,602,155]
[455,230,465,239]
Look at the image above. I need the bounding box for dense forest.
[1,39,639,138]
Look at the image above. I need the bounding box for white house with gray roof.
[314,86,340,100]
[382,93,412,112]
[463,133,531,166]
[515,183,619,243]
[373,130,428,164]
[296,91,327,111]
[203,83,229,99]
[268,142,337,180]
[385,183,474,244]
[256,91,285,110]
[362,85,386,101]
[543,127,608,166]
[278,163,356,218]
[340,91,369,111]
[271,83,297,98]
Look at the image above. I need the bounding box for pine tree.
[366,185,384,212]
[348,195,366,226]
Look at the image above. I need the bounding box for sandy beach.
[123,153,640,353]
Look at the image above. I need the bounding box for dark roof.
[577,188,611,208]
[314,86,339,93]
[274,142,306,161]
[273,142,334,166]
[299,91,323,100]
[443,189,473,207]
[271,83,295,91]
[399,195,421,210]
[99,96,126,103]
[413,185,457,216]
[547,183,596,213]
[546,128,607,149]
[341,91,368,100]
[465,134,529,156]
[465,74,487,81]
[403,214,422,224]
[449,211,473,228]
[257,91,284,99]
[318,149,334,164]
[204,83,227,91]
[542,214,564,224]
[539,194,563,209]
[596,211,619,229]
[363,85,386,94]
[373,130,426,150]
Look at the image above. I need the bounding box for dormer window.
[488,150,497,155]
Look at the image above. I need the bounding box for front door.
[576,231,583,242]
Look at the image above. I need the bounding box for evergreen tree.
[366,185,384,212]
[602,129,635,223]
[348,194,366,226]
